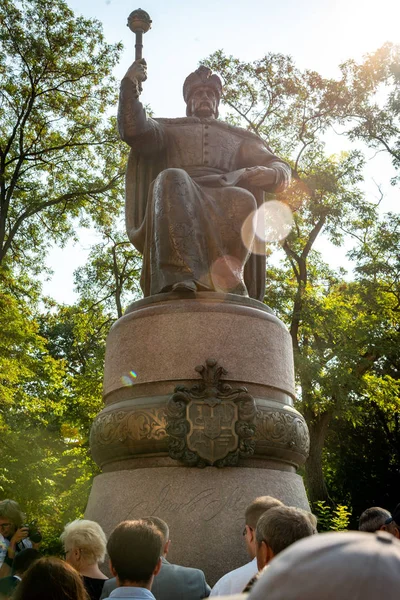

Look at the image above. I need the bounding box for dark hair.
[256,506,315,555]
[13,549,41,575]
[359,507,391,532]
[142,517,169,546]
[13,557,88,600]
[107,520,163,584]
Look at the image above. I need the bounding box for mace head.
[127,8,152,33]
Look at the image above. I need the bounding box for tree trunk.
[304,410,333,504]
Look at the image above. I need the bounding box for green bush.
[312,501,351,532]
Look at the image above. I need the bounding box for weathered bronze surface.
[118,63,292,301]
[127,8,152,34]
[166,359,257,467]
[127,9,151,62]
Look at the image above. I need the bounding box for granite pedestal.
[86,292,310,584]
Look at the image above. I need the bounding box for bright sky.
[44,0,400,303]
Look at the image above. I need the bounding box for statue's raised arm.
[118,58,165,154]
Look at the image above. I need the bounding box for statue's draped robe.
[118,78,291,301]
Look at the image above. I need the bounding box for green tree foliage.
[74,230,142,319]
[323,213,400,520]
[203,49,400,504]
[0,274,63,434]
[2,18,400,544]
[0,0,129,548]
[0,277,83,549]
[338,43,400,181]
[0,0,125,276]
[0,280,117,550]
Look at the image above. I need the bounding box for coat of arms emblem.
[166,359,257,467]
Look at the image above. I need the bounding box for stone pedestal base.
[90,294,309,470]
[87,294,310,584]
[85,466,309,585]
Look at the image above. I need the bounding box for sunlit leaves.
[202,49,400,503]
[0,0,125,275]
[338,43,400,180]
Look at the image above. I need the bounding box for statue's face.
[189,86,218,118]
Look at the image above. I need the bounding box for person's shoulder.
[0,575,18,593]
[163,562,206,579]
[218,560,255,579]
[211,560,256,595]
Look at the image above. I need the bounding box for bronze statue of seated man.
[118,60,291,301]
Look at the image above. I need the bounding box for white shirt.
[210,557,258,596]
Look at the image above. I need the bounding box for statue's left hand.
[241,166,276,188]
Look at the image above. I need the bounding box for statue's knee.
[226,188,257,215]
[156,168,188,186]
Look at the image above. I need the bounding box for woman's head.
[0,499,25,538]
[61,519,107,570]
[14,557,88,600]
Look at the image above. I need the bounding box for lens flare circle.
[241,201,293,254]
[255,200,293,243]
[210,255,242,293]
[121,375,133,387]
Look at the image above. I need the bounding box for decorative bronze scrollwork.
[166,359,257,467]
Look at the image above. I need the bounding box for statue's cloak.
[124,117,290,301]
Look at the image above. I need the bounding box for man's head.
[183,66,222,119]
[248,531,400,600]
[13,548,41,576]
[255,505,315,570]
[0,500,24,539]
[243,496,284,559]
[380,504,400,539]
[142,516,170,556]
[359,507,398,537]
[107,520,163,588]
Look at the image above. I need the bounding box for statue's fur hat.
[183,66,222,116]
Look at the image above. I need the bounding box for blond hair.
[245,496,284,529]
[61,519,107,564]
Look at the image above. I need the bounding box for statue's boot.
[172,280,197,293]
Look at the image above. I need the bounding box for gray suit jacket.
[101,558,211,600]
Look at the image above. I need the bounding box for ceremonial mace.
[127,8,152,61]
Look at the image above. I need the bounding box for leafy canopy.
[0,0,125,274]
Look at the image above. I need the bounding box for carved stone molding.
[90,407,167,452]
[166,359,257,468]
[89,394,309,469]
[255,407,310,460]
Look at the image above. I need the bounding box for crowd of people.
[1,497,400,599]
